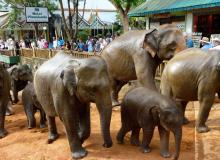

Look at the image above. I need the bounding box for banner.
[25,7,48,23]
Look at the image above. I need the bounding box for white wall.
[185,12,193,33]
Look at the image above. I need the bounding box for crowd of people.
[0,34,117,54]
[184,33,220,50]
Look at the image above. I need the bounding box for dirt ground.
[1,90,220,160]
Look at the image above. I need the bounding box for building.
[129,0,220,37]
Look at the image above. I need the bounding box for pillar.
[145,16,150,30]
[185,12,193,33]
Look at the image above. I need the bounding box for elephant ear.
[150,106,161,123]
[60,60,80,96]
[8,66,19,81]
[141,28,158,58]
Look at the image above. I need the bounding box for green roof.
[129,0,220,17]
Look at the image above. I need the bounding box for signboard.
[192,32,202,48]
[25,7,48,23]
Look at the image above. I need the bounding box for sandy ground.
[0,90,220,160]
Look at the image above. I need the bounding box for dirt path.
[0,102,195,160]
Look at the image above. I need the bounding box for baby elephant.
[117,87,183,160]
[22,82,46,129]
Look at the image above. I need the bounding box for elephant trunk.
[95,92,113,148]
[172,127,182,160]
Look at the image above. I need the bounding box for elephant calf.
[8,64,33,104]
[22,82,46,129]
[161,48,220,133]
[117,87,182,160]
[0,63,10,138]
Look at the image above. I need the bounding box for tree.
[109,0,145,32]
[0,0,57,39]
[59,0,86,41]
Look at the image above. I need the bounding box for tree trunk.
[59,0,71,41]
[74,0,79,41]
[67,0,74,40]
[121,14,129,32]
[33,23,39,40]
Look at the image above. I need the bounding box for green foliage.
[78,29,91,42]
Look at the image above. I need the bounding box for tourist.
[200,37,213,50]
[52,37,58,49]
[94,38,102,52]
[65,41,71,50]
[0,38,5,49]
[184,32,194,48]
[210,37,220,50]
[58,37,65,49]
[19,39,26,48]
[7,37,15,50]
[87,38,94,52]
[77,39,84,51]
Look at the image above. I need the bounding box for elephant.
[160,48,220,133]
[34,52,113,159]
[117,87,182,160]
[101,24,186,106]
[8,64,33,104]
[22,82,46,129]
[0,63,10,138]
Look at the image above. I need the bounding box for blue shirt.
[186,39,194,48]
[201,43,213,50]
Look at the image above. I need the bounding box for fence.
[0,48,167,80]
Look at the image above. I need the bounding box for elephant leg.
[117,124,131,144]
[130,127,141,146]
[58,104,87,159]
[176,100,189,124]
[78,104,91,143]
[197,93,215,133]
[47,116,59,144]
[96,104,113,148]
[141,125,155,153]
[5,101,13,116]
[39,109,47,128]
[0,101,8,138]
[158,125,171,158]
[12,89,19,103]
[111,80,126,106]
[24,103,36,129]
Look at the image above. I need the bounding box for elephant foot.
[116,133,124,144]
[40,124,47,129]
[0,129,8,138]
[183,117,190,125]
[130,138,140,146]
[5,110,14,116]
[48,133,59,144]
[112,99,121,107]
[160,151,171,158]
[72,148,88,159]
[103,140,113,148]
[141,147,151,153]
[196,125,210,133]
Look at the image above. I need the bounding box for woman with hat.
[210,37,220,50]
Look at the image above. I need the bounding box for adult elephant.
[0,63,10,138]
[34,52,113,159]
[102,24,186,105]
[160,48,220,133]
[8,64,33,103]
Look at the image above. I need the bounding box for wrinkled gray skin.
[34,52,113,159]
[22,82,46,129]
[117,87,182,160]
[0,64,10,138]
[160,48,220,133]
[8,64,33,104]
[102,24,186,106]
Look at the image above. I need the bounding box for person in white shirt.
[52,37,58,49]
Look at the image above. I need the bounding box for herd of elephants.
[1,24,220,160]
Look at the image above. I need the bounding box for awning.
[129,0,220,17]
